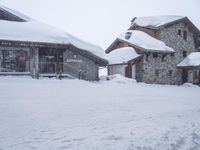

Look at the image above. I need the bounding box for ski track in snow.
[0,76,200,150]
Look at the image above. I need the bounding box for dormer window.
[125,32,132,40]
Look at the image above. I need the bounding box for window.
[168,70,173,77]
[194,71,199,79]
[183,31,187,40]
[153,54,158,58]
[155,69,159,77]
[0,49,30,72]
[146,54,150,61]
[170,53,174,57]
[162,55,165,62]
[125,32,132,40]
[183,51,187,58]
[178,29,181,36]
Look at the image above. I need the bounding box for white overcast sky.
[0,0,200,49]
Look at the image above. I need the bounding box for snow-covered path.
[0,76,200,150]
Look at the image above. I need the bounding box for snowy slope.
[118,30,174,52]
[0,5,105,59]
[105,47,140,65]
[0,76,200,150]
[178,52,200,67]
[132,15,184,27]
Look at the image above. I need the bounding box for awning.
[177,52,200,69]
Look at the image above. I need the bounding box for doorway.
[182,69,188,84]
[39,48,63,74]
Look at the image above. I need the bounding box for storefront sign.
[65,59,83,63]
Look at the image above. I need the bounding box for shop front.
[0,47,30,74]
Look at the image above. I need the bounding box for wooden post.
[192,68,194,84]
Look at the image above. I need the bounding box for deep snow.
[118,30,174,52]
[178,52,200,67]
[132,15,184,28]
[0,76,200,150]
[105,47,140,65]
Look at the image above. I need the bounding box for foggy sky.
[0,0,199,49]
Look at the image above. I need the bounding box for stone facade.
[159,22,197,84]
[136,53,178,84]
[107,19,199,85]
[133,22,197,84]
[63,47,99,81]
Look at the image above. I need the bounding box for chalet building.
[0,5,107,81]
[106,16,200,85]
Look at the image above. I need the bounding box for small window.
[194,71,199,79]
[153,54,158,58]
[168,70,173,77]
[183,51,187,58]
[162,55,165,62]
[183,31,187,40]
[146,54,150,61]
[125,32,132,40]
[178,29,181,36]
[155,69,159,77]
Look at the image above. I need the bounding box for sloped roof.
[0,4,30,21]
[105,47,140,65]
[106,30,174,54]
[0,5,105,60]
[177,52,200,68]
[131,15,185,28]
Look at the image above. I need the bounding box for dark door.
[39,48,63,74]
[125,65,131,78]
[182,69,188,84]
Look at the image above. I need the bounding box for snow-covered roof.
[118,30,174,52]
[177,52,200,67]
[105,47,140,65]
[132,15,185,28]
[0,4,30,21]
[0,5,105,59]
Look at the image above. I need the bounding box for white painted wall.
[131,65,136,79]
[108,65,127,76]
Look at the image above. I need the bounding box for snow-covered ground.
[0,75,200,150]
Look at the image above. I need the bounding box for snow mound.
[118,30,174,52]
[100,74,137,84]
[177,52,200,67]
[132,15,184,28]
[105,47,140,65]
[0,77,200,150]
[181,83,200,88]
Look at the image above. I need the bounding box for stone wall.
[159,22,197,84]
[63,48,99,81]
[139,54,178,84]
[137,22,197,84]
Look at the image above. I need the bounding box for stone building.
[0,5,107,81]
[106,16,200,84]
